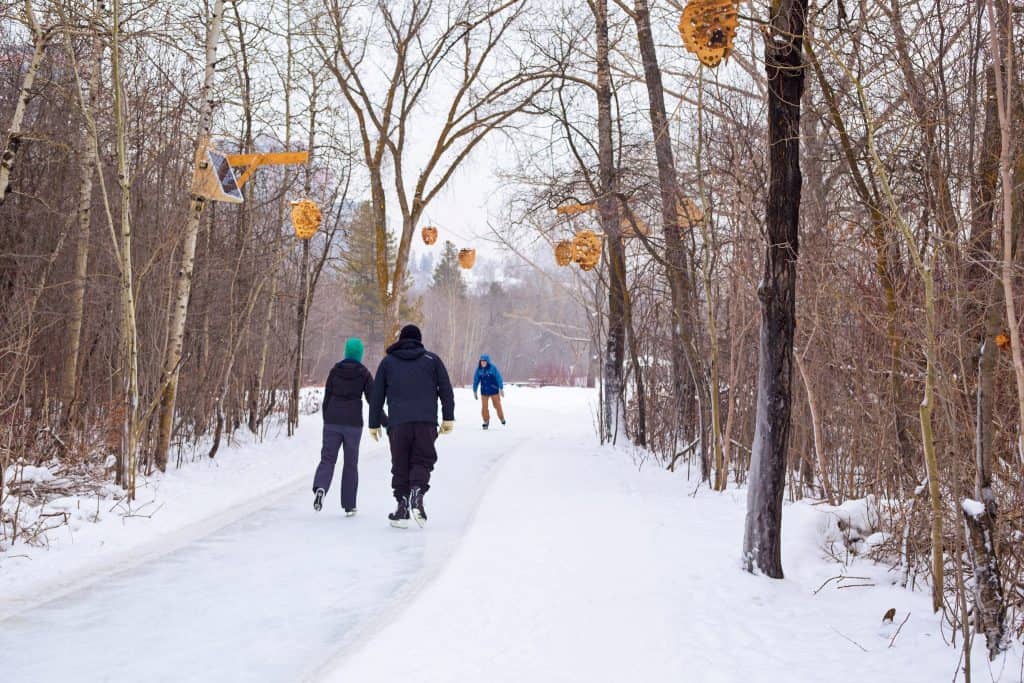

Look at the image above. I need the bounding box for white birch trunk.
[153,0,228,471]
[1,1,46,206]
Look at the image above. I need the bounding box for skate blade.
[390,518,409,529]
[412,510,426,528]
[345,510,357,517]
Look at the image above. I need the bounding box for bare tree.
[153,0,229,472]
[742,0,808,579]
[314,0,553,340]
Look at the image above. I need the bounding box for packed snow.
[2,387,1020,682]
[962,498,987,519]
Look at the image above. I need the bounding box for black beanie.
[399,324,422,342]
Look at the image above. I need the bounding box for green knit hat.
[344,337,364,362]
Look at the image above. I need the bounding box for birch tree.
[153,0,229,471]
[1,0,50,206]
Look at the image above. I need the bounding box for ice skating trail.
[2,387,1017,683]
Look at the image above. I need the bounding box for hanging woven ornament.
[679,0,739,68]
[620,215,650,238]
[556,202,596,216]
[421,226,438,245]
[996,333,1012,350]
[676,197,706,227]
[554,240,574,266]
[458,248,476,269]
[290,199,322,240]
[572,230,603,271]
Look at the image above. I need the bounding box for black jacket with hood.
[368,339,455,429]
[322,359,378,427]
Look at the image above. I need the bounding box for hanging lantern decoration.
[421,226,438,245]
[996,332,1011,350]
[556,202,596,216]
[676,197,706,228]
[678,0,740,68]
[458,248,477,269]
[572,230,603,271]
[290,198,322,240]
[554,240,574,266]
[620,215,650,238]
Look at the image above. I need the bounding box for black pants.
[313,424,362,510]
[388,422,438,501]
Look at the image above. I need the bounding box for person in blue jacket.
[473,354,505,430]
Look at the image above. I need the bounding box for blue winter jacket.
[473,355,504,396]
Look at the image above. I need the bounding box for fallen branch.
[888,612,911,648]
[831,626,869,652]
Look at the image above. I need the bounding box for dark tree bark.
[629,0,703,452]
[963,58,1011,662]
[593,0,627,443]
[742,0,808,578]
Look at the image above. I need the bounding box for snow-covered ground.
[2,387,1020,682]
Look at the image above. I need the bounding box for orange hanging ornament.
[554,240,574,266]
[290,199,322,240]
[572,230,603,271]
[679,0,740,68]
[458,248,476,269]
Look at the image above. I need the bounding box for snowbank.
[320,426,1020,682]
[0,411,323,615]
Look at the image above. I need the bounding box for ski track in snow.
[3,387,1019,682]
[1,387,531,682]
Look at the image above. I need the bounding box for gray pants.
[313,424,362,510]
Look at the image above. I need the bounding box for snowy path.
[1,387,538,682]
[3,387,1008,682]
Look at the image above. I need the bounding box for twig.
[831,626,869,652]
[814,575,842,595]
[837,583,876,589]
[888,612,911,648]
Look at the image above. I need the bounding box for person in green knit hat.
[312,337,385,515]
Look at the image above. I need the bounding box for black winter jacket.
[368,339,455,428]
[322,360,379,427]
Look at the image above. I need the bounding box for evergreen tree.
[431,241,467,299]
[338,202,419,356]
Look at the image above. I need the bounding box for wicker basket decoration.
[458,248,476,269]
[554,240,574,266]
[676,197,706,227]
[572,230,602,271]
[421,226,438,245]
[678,0,739,68]
[290,199,322,240]
[556,202,595,216]
[620,215,650,238]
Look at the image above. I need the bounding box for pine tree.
[431,241,467,299]
[339,202,419,356]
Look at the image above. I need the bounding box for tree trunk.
[794,349,833,503]
[594,0,626,443]
[963,51,1010,657]
[742,0,807,579]
[289,80,319,435]
[111,0,140,498]
[1,3,46,206]
[60,34,100,424]
[289,239,310,434]
[630,0,702,448]
[250,275,278,434]
[153,0,228,471]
